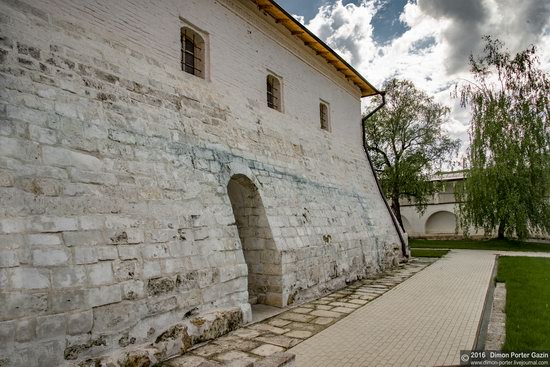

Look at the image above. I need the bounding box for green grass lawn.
[410,248,449,258]
[410,238,550,252]
[496,256,550,350]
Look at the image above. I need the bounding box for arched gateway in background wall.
[425,211,457,235]
[227,174,282,307]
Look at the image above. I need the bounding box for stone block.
[121,280,145,300]
[6,105,47,125]
[96,246,118,260]
[86,262,114,286]
[254,352,296,367]
[74,247,98,264]
[147,296,178,316]
[118,245,140,260]
[0,250,19,268]
[255,334,300,349]
[42,145,102,171]
[67,310,93,335]
[50,289,88,313]
[1,292,48,320]
[149,229,177,243]
[0,136,40,162]
[268,319,291,328]
[142,243,171,259]
[0,219,27,235]
[125,229,144,244]
[15,318,36,342]
[63,230,105,247]
[284,330,311,339]
[26,233,62,246]
[68,168,117,185]
[309,309,342,318]
[88,284,122,308]
[63,334,108,361]
[29,125,57,145]
[0,320,15,344]
[32,248,69,266]
[147,276,175,296]
[113,260,139,281]
[215,351,255,365]
[93,302,141,334]
[143,260,162,278]
[278,313,314,323]
[29,216,79,233]
[331,306,355,314]
[51,266,87,288]
[0,269,8,289]
[311,317,334,325]
[153,323,193,360]
[249,324,289,335]
[36,314,66,339]
[9,267,50,289]
[79,215,105,230]
[54,101,79,119]
[250,344,284,357]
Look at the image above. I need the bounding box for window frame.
[266,73,283,112]
[319,100,331,131]
[180,20,209,80]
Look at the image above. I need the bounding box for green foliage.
[457,37,550,239]
[364,78,460,228]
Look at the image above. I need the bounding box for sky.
[276,0,550,161]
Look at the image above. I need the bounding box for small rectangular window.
[267,74,282,112]
[181,27,205,78]
[320,101,330,131]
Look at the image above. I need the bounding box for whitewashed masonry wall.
[0,0,406,365]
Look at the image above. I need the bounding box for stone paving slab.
[288,250,497,367]
[163,259,432,366]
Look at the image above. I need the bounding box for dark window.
[181,27,204,78]
[267,74,281,111]
[320,102,330,131]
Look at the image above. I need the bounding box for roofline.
[251,0,380,98]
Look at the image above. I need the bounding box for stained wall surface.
[0,0,406,365]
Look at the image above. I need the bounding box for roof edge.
[251,0,380,98]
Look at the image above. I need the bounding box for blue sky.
[274,0,550,160]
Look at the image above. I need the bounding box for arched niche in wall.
[425,211,457,235]
[226,174,283,308]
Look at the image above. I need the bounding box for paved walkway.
[289,250,497,367]
[163,259,433,367]
[165,250,550,367]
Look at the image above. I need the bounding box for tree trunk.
[391,195,405,232]
[497,219,506,239]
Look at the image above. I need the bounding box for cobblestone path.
[289,250,497,367]
[163,259,433,366]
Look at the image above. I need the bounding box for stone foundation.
[66,307,246,367]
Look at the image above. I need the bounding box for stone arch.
[227,174,283,307]
[425,211,457,235]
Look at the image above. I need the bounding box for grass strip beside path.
[496,256,550,350]
[410,238,550,253]
[410,248,449,258]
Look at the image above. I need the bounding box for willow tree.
[457,37,550,239]
[364,78,460,230]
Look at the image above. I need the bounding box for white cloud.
[300,0,550,162]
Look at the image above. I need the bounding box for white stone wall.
[0,0,405,365]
